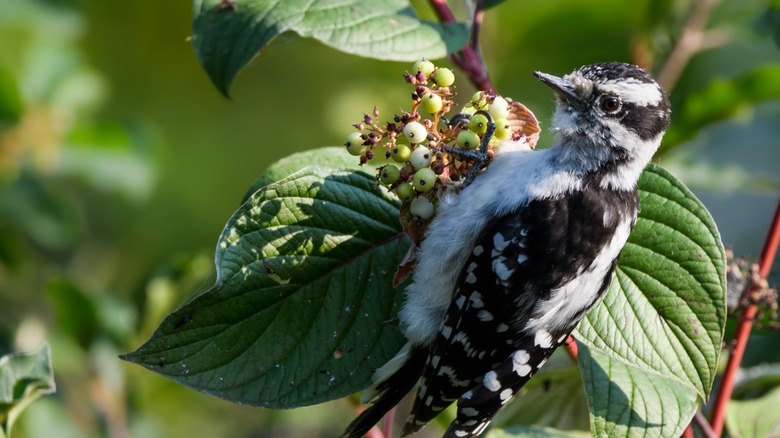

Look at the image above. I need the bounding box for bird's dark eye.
[600,96,621,113]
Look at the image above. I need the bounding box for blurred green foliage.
[0,0,778,437]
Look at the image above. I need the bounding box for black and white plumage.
[344,62,671,438]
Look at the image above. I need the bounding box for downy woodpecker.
[344,62,671,438]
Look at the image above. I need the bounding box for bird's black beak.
[534,71,582,104]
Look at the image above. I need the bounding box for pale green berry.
[390,144,412,163]
[396,182,415,201]
[410,146,433,169]
[494,118,512,140]
[412,60,436,78]
[379,165,400,185]
[471,91,488,110]
[403,121,428,144]
[413,167,437,192]
[457,130,481,150]
[410,197,435,219]
[459,105,477,116]
[468,113,489,135]
[432,68,455,87]
[489,96,510,119]
[345,132,366,156]
[421,93,443,114]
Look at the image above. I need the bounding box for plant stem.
[709,199,780,436]
[656,0,721,91]
[694,409,717,438]
[428,0,495,92]
[382,407,395,438]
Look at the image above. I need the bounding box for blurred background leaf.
[0,344,55,437]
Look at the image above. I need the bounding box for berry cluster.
[344,60,535,229]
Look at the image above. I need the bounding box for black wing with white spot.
[403,186,638,437]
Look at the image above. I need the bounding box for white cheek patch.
[599,79,662,107]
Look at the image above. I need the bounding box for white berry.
[410,197,435,219]
[403,121,428,144]
[410,146,433,169]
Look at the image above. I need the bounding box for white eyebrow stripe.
[598,80,662,107]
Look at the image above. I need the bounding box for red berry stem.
[382,406,395,437]
[428,0,495,92]
[709,198,780,436]
[563,335,579,361]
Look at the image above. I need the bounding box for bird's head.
[534,62,671,170]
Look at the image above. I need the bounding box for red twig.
[563,335,579,361]
[428,0,495,92]
[709,199,780,436]
[681,425,694,438]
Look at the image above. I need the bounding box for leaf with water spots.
[574,164,726,436]
[122,167,409,408]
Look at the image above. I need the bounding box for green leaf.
[0,344,56,437]
[123,167,409,408]
[192,0,469,95]
[574,164,726,436]
[662,66,780,151]
[726,385,780,438]
[243,147,369,202]
[60,122,159,202]
[578,343,698,437]
[0,67,23,126]
[492,355,590,432]
[46,278,99,350]
[487,426,589,438]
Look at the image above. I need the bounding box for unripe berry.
[471,91,488,110]
[412,60,435,78]
[390,144,412,163]
[457,130,481,150]
[396,182,415,201]
[403,121,428,144]
[459,105,477,116]
[489,96,510,119]
[468,113,489,135]
[421,93,443,114]
[432,68,455,87]
[345,132,366,156]
[410,146,433,169]
[379,165,400,185]
[494,118,512,140]
[413,168,437,192]
[410,197,435,219]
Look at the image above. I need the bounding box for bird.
[343,62,671,438]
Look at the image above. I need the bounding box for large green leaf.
[192,0,469,95]
[0,344,56,438]
[123,167,409,408]
[578,343,699,437]
[574,164,726,436]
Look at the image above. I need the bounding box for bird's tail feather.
[342,344,428,438]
